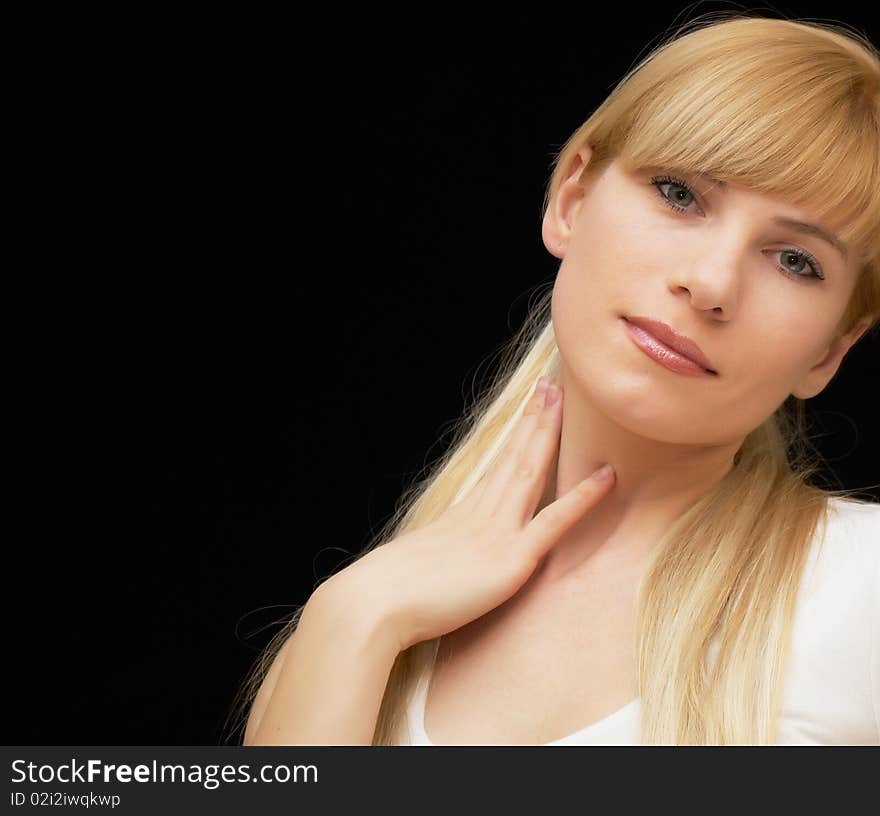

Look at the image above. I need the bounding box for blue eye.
[651,175,701,214]
[649,175,825,282]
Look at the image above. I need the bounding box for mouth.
[622,316,718,377]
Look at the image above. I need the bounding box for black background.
[9,2,880,745]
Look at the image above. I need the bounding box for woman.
[232,12,880,745]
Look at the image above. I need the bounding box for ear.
[542,142,594,259]
[790,316,874,399]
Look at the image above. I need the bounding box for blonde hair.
[227,12,880,745]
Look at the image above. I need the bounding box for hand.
[318,376,616,652]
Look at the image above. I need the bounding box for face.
[543,144,871,447]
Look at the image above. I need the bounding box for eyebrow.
[691,172,849,262]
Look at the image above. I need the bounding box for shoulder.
[805,496,879,573]
[823,494,880,534]
[813,496,880,572]
[777,496,880,744]
[796,496,880,614]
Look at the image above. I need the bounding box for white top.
[400,496,880,745]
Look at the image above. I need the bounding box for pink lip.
[622,316,717,377]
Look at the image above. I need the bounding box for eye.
[650,175,703,215]
[648,175,826,282]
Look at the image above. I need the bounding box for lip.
[622,316,718,377]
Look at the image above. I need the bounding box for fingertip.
[574,465,615,495]
[592,464,615,482]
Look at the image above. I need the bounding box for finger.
[472,377,551,514]
[501,380,565,526]
[522,464,616,561]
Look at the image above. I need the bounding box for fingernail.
[544,384,560,407]
[592,464,614,481]
[536,376,549,394]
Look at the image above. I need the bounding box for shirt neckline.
[415,641,640,746]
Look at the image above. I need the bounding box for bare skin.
[423,143,873,745]
[534,143,870,587]
[423,382,646,745]
[246,144,873,746]
[424,496,645,744]
[245,375,622,744]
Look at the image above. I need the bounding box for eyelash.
[648,175,826,282]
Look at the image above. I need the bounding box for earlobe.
[541,213,566,259]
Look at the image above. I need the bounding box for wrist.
[309,576,403,660]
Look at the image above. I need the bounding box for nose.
[668,241,745,318]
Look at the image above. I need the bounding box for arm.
[242,633,293,746]
[243,586,402,746]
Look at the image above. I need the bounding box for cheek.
[741,320,832,382]
[691,322,829,433]
[551,221,627,319]
[549,222,660,369]
[550,262,613,363]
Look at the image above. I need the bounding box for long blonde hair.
[227,12,880,745]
